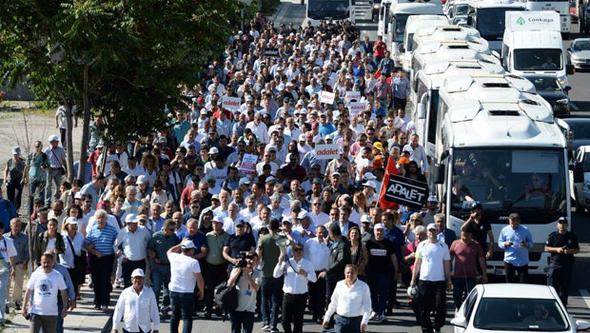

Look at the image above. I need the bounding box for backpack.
[213,280,239,320]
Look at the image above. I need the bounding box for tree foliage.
[1,0,245,177]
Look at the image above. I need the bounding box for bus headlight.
[556,98,569,104]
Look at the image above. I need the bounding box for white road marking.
[579,289,590,308]
[570,102,580,111]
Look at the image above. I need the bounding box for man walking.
[167,239,205,333]
[44,135,66,206]
[410,223,452,333]
[544,217,579,306]
[5,217,28,310]
[112,268,160,333]
[22,253,68,333]
[304,225,331,324]
[365,223,397,323]
[0,223,17,326]
[204,217,229,319]
[116,214,152,288]
[498,213,533,283]
[449,227,487,311]
[148,219,179,317]
[257,219,282,332]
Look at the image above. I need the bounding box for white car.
[451,284,590,333]
[568,38,590,70]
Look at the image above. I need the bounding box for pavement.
[5,280,121,333]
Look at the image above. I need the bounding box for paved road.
[157,4,590,333]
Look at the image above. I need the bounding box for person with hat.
[148,219,180,317]
[223,219,256,268]
[59,217,87,298]
[4,146,25,211]
[115,213,152,288]
[203,215,229,319]
[167,239,205,333]
[44,135,67,206]
[24,140,49,215]
[112,268,160,333]
[410,223,452,333]
[5,217,28,310]
[544,217,579,306]
[498,213,533,283]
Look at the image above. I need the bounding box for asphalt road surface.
[157,5,590,333]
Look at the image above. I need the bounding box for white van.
[400,15,449,69]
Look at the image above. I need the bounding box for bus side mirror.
[466,16,473,25]
[574,163,584,183]
[567,64,575,75]
[417,103,426,119]
[491,50,501,60]
[434,163,445,184]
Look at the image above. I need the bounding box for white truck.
[431,73,571,275]
[502,11,574,87]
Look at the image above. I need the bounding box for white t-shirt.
[416,240,450,282]
[27,269,67,315]
[167,252,201,293]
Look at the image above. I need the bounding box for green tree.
[1,0,245,180]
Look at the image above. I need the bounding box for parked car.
[451,284,590,333]
[524,75,570,117]
[568,38,590,70]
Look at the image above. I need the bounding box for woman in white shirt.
[60,217,86,298]
[323,264,372,333]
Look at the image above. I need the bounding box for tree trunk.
[77,64,91,182]
[65,104,75,182]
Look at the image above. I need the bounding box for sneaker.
[261,324,270,331]
[270,327,280,333]
[369,311,377,320]
[377,314,386,323]
[101,305,109,312]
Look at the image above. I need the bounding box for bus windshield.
[450,148,566,223]
[394,14,410,43]
[514,49,563,71]
[307,0,350,20]
[476,8,518,40]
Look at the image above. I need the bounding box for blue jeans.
[151,264,171,310]
[57,301,64,333]
[261,277,282,328]
[231,310,255,333]
[335,314,362,333]
[368,271,392,316]
[170,291,194,333]
[28,179,45,215]
[0,269,8,323]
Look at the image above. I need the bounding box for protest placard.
[314,144,340,160]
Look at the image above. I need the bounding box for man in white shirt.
[403,134,430,176]
[410,223,452,333]
[323,264,372,333]
[273,243,317,333]
[167,240,205,333]
[22,252,68,333]
[308,198,329,226]
[304,225,331,323]
[115,214,152,288]
[246,112,269,143]
[112,268,160,333]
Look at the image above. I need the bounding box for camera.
[237,251,252,268]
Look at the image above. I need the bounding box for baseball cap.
[557,217,568,224]
[125,213,138,223]
[427,195,439,203]
[360,215,371,224]
[11,147,21,155]
[239,177,252,186]
[296,211,308,220]
[74,192,83,200]
[65,217,78,226]
[208,147,219,155]
[131,268,145,278]
[426,223,437,231]
[136,175,148,185]
[363,180,377,190]
[48,135,60,142]
[181,239,196,249]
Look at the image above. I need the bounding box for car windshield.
[526,77,561,92]
[573,41,590,51]
[307,0,350,20]
[476,8,519,40]
[455,4,468,15]
[474,298,568,331]
[450,148,567,223]
[514,49,563,71]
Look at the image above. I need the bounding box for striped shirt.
[87,223,118,256]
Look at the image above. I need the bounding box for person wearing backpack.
[227,251,260,333]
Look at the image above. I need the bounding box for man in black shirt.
[544,217,579,306]
[222,221,256,268]
[365,223,398,323]
[464,203,494,259]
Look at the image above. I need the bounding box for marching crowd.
[0,11,581,333]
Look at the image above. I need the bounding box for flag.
[378,155,400,210]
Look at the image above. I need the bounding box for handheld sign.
[222,96,241,111]
[320,91,336,105]
[264,48,280,57]
[314,144,340,160]
[383,174,428,209]
[239,153,258,175]
[348,101,368,117]
[345,91,361,104]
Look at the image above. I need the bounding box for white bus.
[522,0,571,33]
[432,73,572,275]
[305,0,355,26]
[466,0,525,52]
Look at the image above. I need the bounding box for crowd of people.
[0,11,581,333]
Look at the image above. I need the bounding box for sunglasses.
[294,248,303,252]
[236,225,244,228]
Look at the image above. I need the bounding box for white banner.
[314,144,340,160]
[239,153,258,175]
[222,96,241,111]
[320,91,336,105]
[348,101,368,117]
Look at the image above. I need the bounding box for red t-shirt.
[449,239,484,278]
[374,40,386,58]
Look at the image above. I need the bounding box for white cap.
[208,147,219,155]
[363,180,377,190]
[136,175,148,185]
[296,211,308,220]
[48,134,60,142]
[427,194,439,203]
[125,213,138,223]
[426,223,437,231]
[374,223,386,230]
[363,172,377,180]
[360,215,371,224]
[11,146,21,155]
[181,239,196,249]
[74,192,83,199]
[131,268,145,278]
[65,217,78,226]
